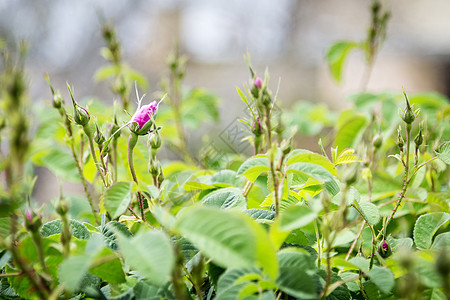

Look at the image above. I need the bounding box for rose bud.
[130,101,158,135]
[378,239,392,258]
[254,77,262,89]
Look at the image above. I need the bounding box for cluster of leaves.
[1,7,450,300]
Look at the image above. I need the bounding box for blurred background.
[1,0,450,200]
[2,0,450,108]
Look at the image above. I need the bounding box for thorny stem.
[69,141,100,224]
[9,214,49,300]
[352,204,377,269]
[127,133,146,221]
[345,221,366,261]
[30,232,49,275]
[379,123,412,239]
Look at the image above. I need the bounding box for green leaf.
[93,64,120,81]
[89,247,125,284]
[431,232,450,250]
[41,219,90,240]
[117,230,174,286]
[422,288,447,300]
[286,162,334,181]
[334,111,366,151]
[181,89,220,128]
[355,202,381,225]
[413,212,450,249]
[276,250,317,299]
[102,181,135,219]
[176,206,278,279]
[38,148,80,182]
[279,205,316,232]
[237,156,270,182]
[201,187,246,211]
[347,257,370,273]
[59,255,91,292]
[334,148,361,165]
[286,152,337,176]
[244,209,275,223]
[367,266,395,294]
[435,141,450,164]
[326,41,358,83]
[101,221,132,251]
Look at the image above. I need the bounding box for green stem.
[379,123,412,239]
[314,219,322,268]
[31,232,49,275]
[127,133,146,221]
[10,214,49,300]
[83,124,107,187]
[172,242,186,300]
[113,138,119,182]
[69,141,99,225]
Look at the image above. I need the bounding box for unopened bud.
[252,117,262,136]
[56,197,70,216]
[109,116,121,140]
[400,89,418,124]
[74,105,90,126]
[254,77,262,89]
[372,134,382,149]
[24,209,42,233]
[149,159,160,177]
[378,240,392,258]
[281,138,293,156]
[262,92,271,107]
[414,124,423,147]
[149,130,161,149]
[94,123,105,146]
[68,84,90,126]
[157,165,164,183]
[52,91,63,109]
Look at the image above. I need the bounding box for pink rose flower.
[254,77,262,89]
[131,101,158,129]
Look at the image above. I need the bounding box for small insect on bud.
[372,134,382,149]
[378,240,392,258]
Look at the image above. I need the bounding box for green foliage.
[0,5,449,299]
